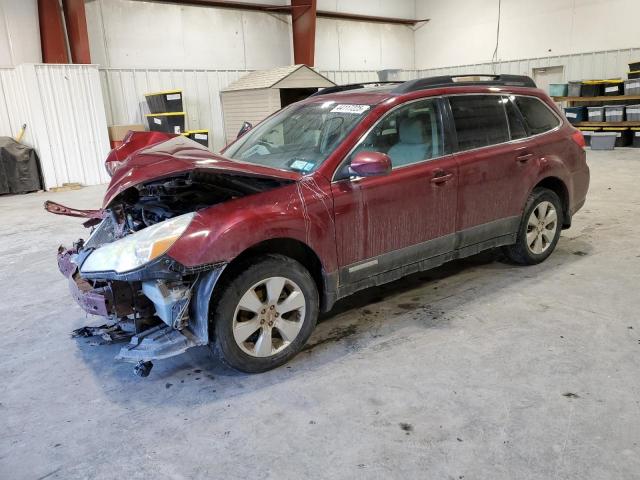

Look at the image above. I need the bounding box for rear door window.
[513,96,560,135]
[449,95,509,151]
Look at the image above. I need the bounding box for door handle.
[431,172,454,184]
[516,153,534,163]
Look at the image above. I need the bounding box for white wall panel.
[87,0,415,72]
[321,70,419,84]
[0,0,41,66]
[34,65,111,188]
[0,65,110,189]
[318,0,416,19]
[415,0,640,70]
[86,0,292,70]
[320,70,380,84]
[416,48,640,82]
[315,19,415,71]
[100,68,249,152]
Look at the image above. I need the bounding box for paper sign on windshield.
[330,104,370,114]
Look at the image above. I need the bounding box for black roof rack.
[310,81,400,96]
[392,74,536,94]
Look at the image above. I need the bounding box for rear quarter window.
[514,96,560,135]
[449,95,509,151]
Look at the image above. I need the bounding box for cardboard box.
[108,124,145,142]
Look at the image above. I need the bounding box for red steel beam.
[62,0,91,64]
[140,0,293,14]
[316,10,428,25]
[291,0,316,66]
[135,1,426,25]
[38,0,69,63]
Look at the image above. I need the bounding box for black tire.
[503,188,563,265]
[210,254,318,373]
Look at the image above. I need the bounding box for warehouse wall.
[0,64,111,189]
[0,0,41,66]
[86,0,416,70]
[417,47,640,84]
[315,0,416,70]
[85,0,292,70]
[415,0,640,69]
[315,19,414,71]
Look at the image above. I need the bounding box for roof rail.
[391,74,536,94]
[310,81,400,97]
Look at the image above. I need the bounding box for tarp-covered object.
[0,137,43,194]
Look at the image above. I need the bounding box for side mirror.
[349,151,392,177]
[237,121,252,139]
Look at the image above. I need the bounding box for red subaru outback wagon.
[49,75,589,376]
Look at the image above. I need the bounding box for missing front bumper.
[59,246,140,318]
[58,245,227,369]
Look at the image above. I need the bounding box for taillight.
[572,130,586,148]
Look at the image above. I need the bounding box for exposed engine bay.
[97,170,290,240]
[49,169,292,376]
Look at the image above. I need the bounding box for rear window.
[514,96,560,135]
[449,95,509,151]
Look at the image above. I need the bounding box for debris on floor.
[71,324,130,344]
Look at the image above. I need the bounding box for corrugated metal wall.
[0,68,31,143]
[417,48,640,82]
[0,64,110,189]
[99,68,249,152]
[322,70,421,84]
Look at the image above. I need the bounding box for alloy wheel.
[232,276,306,357]
[526,200,558,255]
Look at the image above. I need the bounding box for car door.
[331,97,458,287]
[448,94,539,250]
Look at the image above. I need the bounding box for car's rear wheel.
[503,188,563,265]
[211,254,318,373]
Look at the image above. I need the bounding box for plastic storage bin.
[563,106,586,124]
[632,128,640,148]
[144,90,183,114]
[590,132,617,150]
[578,127,601,147]
[604,105,624,122]
[549,84,568,97]
[581,81,604,97]
[568,81,582,97]
[145,112,185,134]
[626,104,640,121]
[629,61,640,72]
[629,71,640,80]
[603,80,624,96]
[182,129,209,147]
[602,127,631,147]
[624,79,640,95]
[586,106,605,122]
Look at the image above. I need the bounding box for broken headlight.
[80,212,195,274]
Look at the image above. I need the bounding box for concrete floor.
[1,149,639,479]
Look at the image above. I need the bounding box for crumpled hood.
[103,136,301,208]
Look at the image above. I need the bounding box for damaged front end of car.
[47,135,295,376]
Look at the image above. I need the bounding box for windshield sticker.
[330,104,370,114]
[290,159,315,172]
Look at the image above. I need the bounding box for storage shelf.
[553,95,640,102]
[574,121,640,127]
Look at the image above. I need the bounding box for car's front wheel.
[503,187,563,265]
[211,254,318,373]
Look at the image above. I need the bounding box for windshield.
[224,101,371,173]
